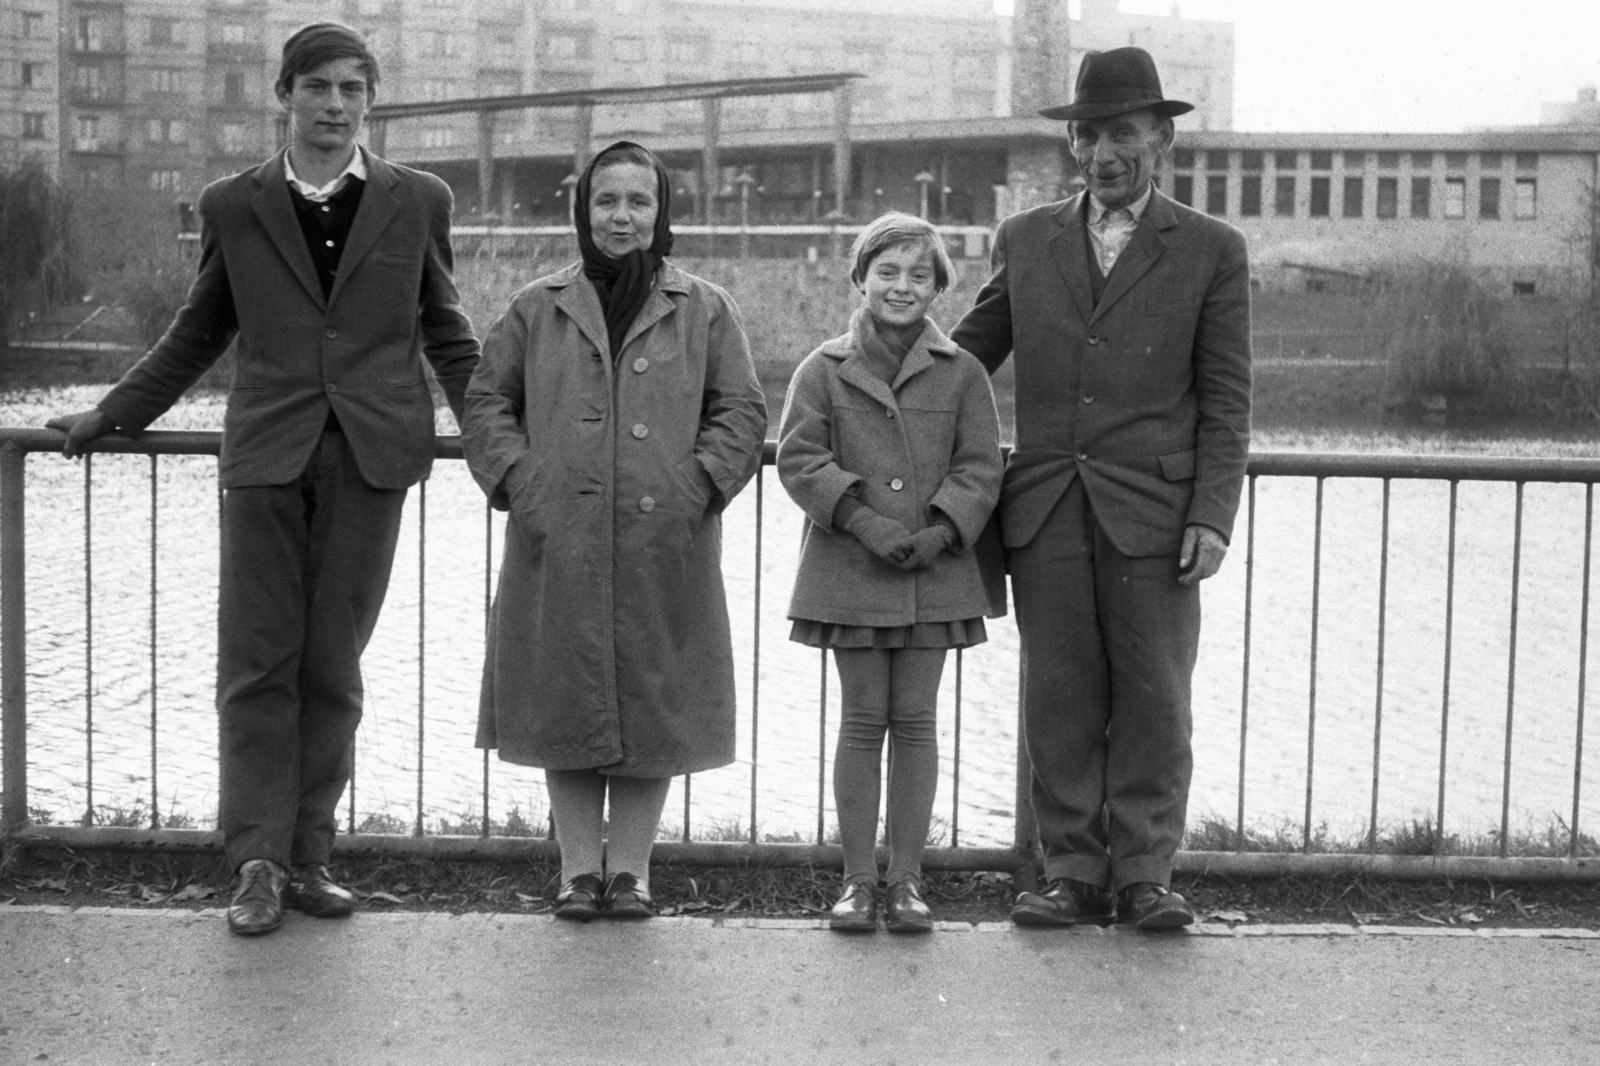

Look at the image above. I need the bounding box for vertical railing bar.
[483,500,492,839]
[951,646,962,848]
[817,649,827,846]
[1572,482,1592,858]
[1304,476,1324,851]
[1437,480,1458,853]
[148,454,159,830]
[83,455,94,825]
[682,773,692,843]
[1369,478,1390,852]
[1500,481,1524,859]
[1,445,28,835]
[749,465,762,846]
[1237,474,1256,850]
[415,480,426,838]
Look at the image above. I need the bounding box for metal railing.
[3,429,1599,882]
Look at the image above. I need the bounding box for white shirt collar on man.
[1085,183,1153,275]
[284,146,368,203]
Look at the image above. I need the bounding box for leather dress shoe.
[553,873,605,922]
[883,880,934,934]
[287,864,356,918]
[227,859,288,936]
[1010,877,1115,928]
[828,880,878,932]
[1118,882,1196,930]
[600,872,656,920]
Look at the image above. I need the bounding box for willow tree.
[0,160,74,349]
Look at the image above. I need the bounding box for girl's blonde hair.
[848,212,958,293]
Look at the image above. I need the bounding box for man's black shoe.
[227,859,288,936]
[287,864,356,918]
[1117,882,1196,930]
[1010,877,1115,927]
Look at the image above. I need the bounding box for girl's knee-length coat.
[462,260,767,775]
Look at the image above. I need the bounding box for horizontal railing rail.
[3,427,1599,882]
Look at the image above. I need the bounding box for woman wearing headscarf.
[463,141,767,920]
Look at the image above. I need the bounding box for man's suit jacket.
[951,187,1251,558]
[98,149,480,490]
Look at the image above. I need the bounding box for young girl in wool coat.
[778,212,1003,933]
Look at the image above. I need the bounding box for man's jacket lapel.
[329,152,400,309]
[1089,189,1175,326]
[1046,194,1095,324]
[250,150,326,311]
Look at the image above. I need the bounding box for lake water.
[5,389,1599,849]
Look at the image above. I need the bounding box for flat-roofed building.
[3,1,63,176]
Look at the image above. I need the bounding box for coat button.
[326,383,338,393]
[1076,451,1089,461]
[631,423,649,439]
[1087,334,1102,346]
[889,478,904,491]
[324,328,337,339]
[886,409,896,419]
[639,496,656,512]
[1081,394,1095,405]
[632,357,649,373]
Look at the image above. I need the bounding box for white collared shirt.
[285,146,368,203]
[1086,184,1153,275]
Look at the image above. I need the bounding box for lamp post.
[735,168,757,259]
[914,170,935,219]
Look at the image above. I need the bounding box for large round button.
[631,423,649,439]
[639,496,656,513]
[324,328,337,339]
[886,410,896,419]
[1075,451,1089,461]
[632,357,649,373]
[1081,394,1095,405]
[1087,334,1102,346]
[889,478,904,491]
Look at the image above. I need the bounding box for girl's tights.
[832,646,947,886]
[545,768,672,892]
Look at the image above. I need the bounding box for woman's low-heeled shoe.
[601,872,657,919]
[884,880,934,933]
[553,873,605,922]
[828,880,879,932]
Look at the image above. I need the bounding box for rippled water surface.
[5,390,1599,848]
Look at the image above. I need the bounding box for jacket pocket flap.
[1158,448,1197,481]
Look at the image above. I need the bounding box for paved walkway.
[3,907,1598,1065]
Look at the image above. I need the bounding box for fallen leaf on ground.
[27,878,69,893]
[1459,911,1484,924]
[515,892,540,904]
[363,891,406,905]
[168,884,216,902]
[1414,910,1448,925]
[139,885,169,903]
[1206,909,1249,923]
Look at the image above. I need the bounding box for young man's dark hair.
[275,21,380,97]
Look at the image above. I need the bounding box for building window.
[1310,151,1332,171]
[21,62,40,89]
[148,118,187,143]
[149,169,182,191]
[22,112,47,139]
[1480,151,1502,169]
[1310,176,1330,216]
[150,18,179,46]
[221,23,246,44]
[1512,281,1536,296]
[1445,151,1468,168]
[150,69,186,93]
[75,16,104,52]
[1443,177,1465,218]
[1240,174,1262,217]
[1513,177,1535,219]
[1274,176,1295,216]
[1515,152,1538,171]
[1274,150,1298,170]
[1241,150,1263,171]
[421,127,453,148]
[1171,148,1195,170]
[1342,177,1363,217]
[1344,151,1365,168]
[547,35,579,60]
[1411,152,1433,169]
[1376,176,1397,219]
[1206,175,1227,215]
[75,65,103,98]
[1378,151,1399,169]
[1171,174,1193,207]
[220,122,248,154]
[1480,177,1500,219]
[612,37,646,62]
[666,38,706,64]
[24,11,45,37]
[1410,177,1431,218]
[223,71,245,105]
[75,114,100,150]
[1205,150,1229,171]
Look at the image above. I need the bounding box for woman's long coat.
[778,315,1003,627]
[463,261,767,776]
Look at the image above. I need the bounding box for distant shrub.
[1368,262,1518,412]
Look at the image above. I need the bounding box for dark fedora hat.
[1039,46,1194,122]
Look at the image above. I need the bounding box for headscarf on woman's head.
[573,140,675,357]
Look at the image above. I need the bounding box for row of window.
[1171,149,1539,173]
[23,113,253,155]
[1168,174,1538,221]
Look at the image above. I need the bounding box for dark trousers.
[216,432,406,872]
[1008,479,1199,890]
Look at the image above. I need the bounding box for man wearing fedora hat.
[952,46,1251,930]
